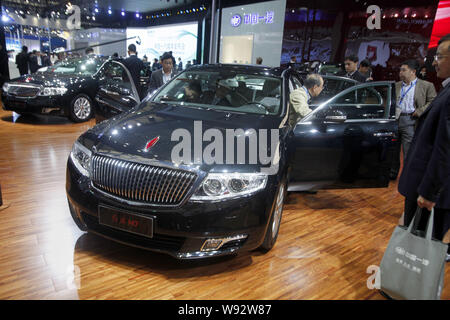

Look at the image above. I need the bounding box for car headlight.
[190,173,268,201]
[2,83,10,93]
[70,140,92,177]
[38,87,68,96]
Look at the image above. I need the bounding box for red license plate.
[98,205,153,238]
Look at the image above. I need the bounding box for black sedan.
[2,56,109,122]
[66,64,399,259]
[1,56,149,123]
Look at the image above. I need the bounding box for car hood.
[9,73,90,88]
[86,102,284,172]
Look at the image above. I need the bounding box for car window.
[150,71,282,116]
[318,84,390,120]
[49,58,103,75]
[290,75,302,91]
[101,62,132,89]
[309,77,356,107]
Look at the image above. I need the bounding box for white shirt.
[442,77,450,88]
[162,70,172,84]
[398,78,418,114]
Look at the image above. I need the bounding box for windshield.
[151,70,282,115]
[47,58,103,75]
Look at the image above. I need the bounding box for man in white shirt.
[147,52,177,94]
[390,59,436,179]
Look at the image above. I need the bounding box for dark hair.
[85,47,94,54]
[187,80,202,94]
[22,46,28,52]
[438,34,450,46]
[256,57,263,64]
[304,74,323,89]
[360,59,371,68]
[344,55,359,63]
[128,44,136,53]
[438,34,450,52]
[401,59,420,73]
[161,51,173,62]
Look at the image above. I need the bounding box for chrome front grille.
[91,155,197,205]
[8,85,40,97]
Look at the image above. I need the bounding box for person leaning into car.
[390,59,437,180]
[288,74,324,127]
[147,52,177,95]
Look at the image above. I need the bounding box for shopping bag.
[379,207,447,300]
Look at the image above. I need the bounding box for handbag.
[379,207,447,300]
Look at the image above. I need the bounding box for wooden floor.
[0,109,448,300]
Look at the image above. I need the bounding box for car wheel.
[259,177,287,252]
[69,94,93,122]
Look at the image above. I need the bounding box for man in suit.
[288,74,324,127]
[15,46,29,76]
[122,44,145,99]
[177,58,183,71]
[358,59,373,81]
[147,52,176,95]
[390,59,437,179]
[29,50,41,73]
[338,55,367,82]
[398,34,450,262]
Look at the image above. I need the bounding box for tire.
[259,177,287,252]
[69,94,93,122]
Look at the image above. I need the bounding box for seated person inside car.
[183,80,202,103]
[153,71,281,115]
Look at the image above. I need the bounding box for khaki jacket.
[395,79,437,119]
[289,87,312,126]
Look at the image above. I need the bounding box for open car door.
[95,60,140,123]
[288,81,399,190]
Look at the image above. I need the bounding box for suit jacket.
[395,79,436,119]
[29,56,40,73]
[398,82,450,209]
[288,87,312,126]
[147,68,177,94]
[337,70,367,82]
[15,52,29,75]
[123,55,145,96]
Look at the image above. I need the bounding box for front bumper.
[66,157,279,259]
[1,93,70,116]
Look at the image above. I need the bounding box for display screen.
[126,22,198,64]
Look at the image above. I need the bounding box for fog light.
[200,234,248,252]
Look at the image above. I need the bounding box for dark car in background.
[2,56,108,122]
[1,56,150,123]
[66,64,399,259]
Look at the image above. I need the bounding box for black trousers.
[403,198,450,253]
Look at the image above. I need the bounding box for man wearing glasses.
[398,34,450,262]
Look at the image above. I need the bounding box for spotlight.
[94,8,99,13]
[135,12,140,18]
[121,11,125,16]
[108,9,112,15]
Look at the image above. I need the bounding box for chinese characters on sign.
[237,11,274,26]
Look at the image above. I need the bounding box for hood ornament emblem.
[144,136,160,152]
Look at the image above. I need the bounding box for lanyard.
[399,79,417,106]
[302,86,311,101]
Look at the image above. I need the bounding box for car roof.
[185,63,284,77]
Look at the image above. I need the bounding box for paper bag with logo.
[379,208,447,300]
